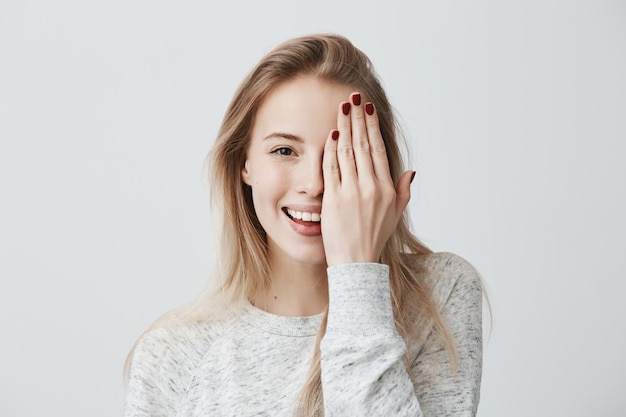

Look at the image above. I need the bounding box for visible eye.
[271,147,295,157]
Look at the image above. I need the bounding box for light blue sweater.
[124,252,483,416]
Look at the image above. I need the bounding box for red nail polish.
[331,130,339,140]
[365,103,374,115]
[352,93,361,106]
[342,102,350,115]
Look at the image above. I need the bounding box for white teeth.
[287,208,321,222]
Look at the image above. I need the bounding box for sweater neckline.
[237,301,325,337]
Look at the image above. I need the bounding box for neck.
[253,251,329,317]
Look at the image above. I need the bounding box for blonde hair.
[125,33,457,416]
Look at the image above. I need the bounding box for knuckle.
[383,188,396,203]
[339,146,354,160]
[324,159,339,173]
[356,135,370,153]
[373,185,392,200]
[361,186,376,200]
[381,182,394,195]
[344,187,358,200]
[372,141,387,155]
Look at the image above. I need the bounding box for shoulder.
[420,251,478,275]
[406,253,484,414]
[417,252,483,311]
[132,314,235,376]
[125,316,234,416]
[134,321,212,367]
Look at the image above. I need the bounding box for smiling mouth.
[283,208,321,223]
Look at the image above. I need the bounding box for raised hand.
[321,93,415,267]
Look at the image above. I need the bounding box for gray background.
[1,0,624,416]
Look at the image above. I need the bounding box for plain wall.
[1,1,624,415]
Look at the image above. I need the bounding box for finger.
[395,170,415,219]
[349,93,374,179]
[363,102,391,182]
[323,129,341,191]
[336,100,356,186]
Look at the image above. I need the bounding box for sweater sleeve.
[320,258,482,417]
[320,263,421,416]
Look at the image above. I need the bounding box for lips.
[282,207,322,236]
[285,208,321,222]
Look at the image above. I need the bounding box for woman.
[124,34,483,417]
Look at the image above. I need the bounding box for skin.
[242,75,413,317]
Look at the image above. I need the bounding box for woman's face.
[242,75,353,267]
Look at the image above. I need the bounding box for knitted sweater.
[124,252,483,416]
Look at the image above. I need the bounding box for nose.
[297,156,324,198]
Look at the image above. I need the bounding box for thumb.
[395,170,415,218]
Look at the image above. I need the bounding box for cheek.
[254,161,290,185]
[250,162,292,199]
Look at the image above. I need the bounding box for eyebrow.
[263,132,304,143]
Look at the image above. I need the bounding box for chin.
[267,235,328,268]
[290,251,327,267]
[279,244,327,267]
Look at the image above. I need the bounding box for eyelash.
[270,147,296,157]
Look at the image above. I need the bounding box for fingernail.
[331,130,339,140]
[410,171,416,184]
[352,93,361,106]
[365,102,374,115]
[342,102,350,115]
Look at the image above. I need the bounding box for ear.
[241,159,252,186]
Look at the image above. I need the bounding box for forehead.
[261,75,352,106]
[251,75,353,141]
